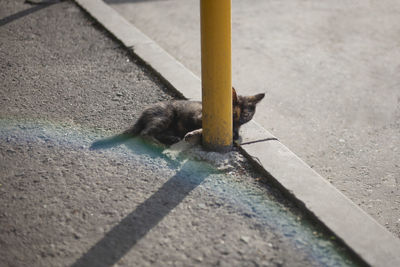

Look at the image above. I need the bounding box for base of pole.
[202,142,232,153]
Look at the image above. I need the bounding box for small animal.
[123,87,264,146]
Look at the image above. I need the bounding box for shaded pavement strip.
[0,0,62,27]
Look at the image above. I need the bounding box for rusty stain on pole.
[200,0,232,152]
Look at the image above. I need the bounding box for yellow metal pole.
[200,0,232,152]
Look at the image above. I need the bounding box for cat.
[122,87,264,146]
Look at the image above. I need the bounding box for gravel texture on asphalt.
[0,1,364,266]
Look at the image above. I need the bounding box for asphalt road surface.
[0,1,364,266]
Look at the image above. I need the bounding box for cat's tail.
[122,117,144,136]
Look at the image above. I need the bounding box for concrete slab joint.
[74,1,400,266]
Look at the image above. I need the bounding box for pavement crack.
[240,137,279,146]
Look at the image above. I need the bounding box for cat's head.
[232,87,265,126]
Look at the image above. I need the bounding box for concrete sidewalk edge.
[73,1,400,266]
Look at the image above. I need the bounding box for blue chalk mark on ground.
[0,118,362,267]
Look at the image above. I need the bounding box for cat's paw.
[184,129,202,144]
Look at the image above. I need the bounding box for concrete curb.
[74,1,400,266]
[73,0,201,101]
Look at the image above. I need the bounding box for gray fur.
[124,89,265,146]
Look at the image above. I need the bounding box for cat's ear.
[232,87,238,105]
[252,93,265,104]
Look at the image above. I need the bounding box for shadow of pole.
[0,0,61,27]
[71,160,210,267]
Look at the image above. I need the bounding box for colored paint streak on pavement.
[0,118,363,266]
